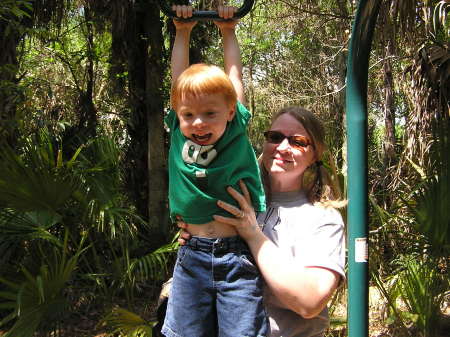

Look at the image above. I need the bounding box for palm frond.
[0,0,32,20]
[402,119,450,256]
[100,307,155,337]
[129,239,178,281]
[73,135,147,238]
[371,269,410,334]
[0,231,86,337]
[0,208,62,245]
[393,256,447,336]
[431,0,449,41]
[409,175,450,251]
[0,134,81,212]
[86,202,145,239]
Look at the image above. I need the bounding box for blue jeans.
[161,236,268,337]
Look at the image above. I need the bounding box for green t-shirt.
[165,101,266,224]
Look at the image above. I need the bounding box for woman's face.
[262,113,316,181]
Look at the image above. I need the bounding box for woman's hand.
[176,216,191,245]
[213,180,262,241]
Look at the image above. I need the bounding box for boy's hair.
[171,63,237,110]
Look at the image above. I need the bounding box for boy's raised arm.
[171,5,197,89]
[214,6,246,106]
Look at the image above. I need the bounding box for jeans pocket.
[176,245,191,266]
[237,251,259,275]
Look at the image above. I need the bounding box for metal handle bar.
[158,0,254,21]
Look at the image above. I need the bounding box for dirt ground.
[1,286,449,336]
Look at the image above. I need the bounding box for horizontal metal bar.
[158,0,254,21]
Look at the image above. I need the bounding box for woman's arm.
[213,181,341,319]
[233,225,340,318]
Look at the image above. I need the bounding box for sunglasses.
[263,130,311,149]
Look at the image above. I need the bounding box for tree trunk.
[383,39,396,166]
[145,0,168,234]
[124,0,152,221]
[122,0,168,241]
[329,0,349,174]
[0,20,20,147]
[376,3,397,214]
[331,48,347,172]
[76,4,97,139]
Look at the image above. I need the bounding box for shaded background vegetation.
[0,0,448,336]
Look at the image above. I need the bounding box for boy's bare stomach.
[187,220,238,238]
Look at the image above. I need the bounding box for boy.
[161,5,267,337]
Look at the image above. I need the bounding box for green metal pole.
[346,1,381,336]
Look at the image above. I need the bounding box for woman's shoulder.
[314,204,344,221]
[290,202,344,229]
[310,204,345,229]
[270,191,344,226]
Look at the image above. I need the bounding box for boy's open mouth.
[192,133,212,144]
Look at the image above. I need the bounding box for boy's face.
[176,93,235,146]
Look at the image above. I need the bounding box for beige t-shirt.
[257,191,346,337]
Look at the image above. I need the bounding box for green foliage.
[0,231,86,337]
[371,120,450,335]
[405,174,450,253]
[130,237,179,281]
[0,129,175,334]
[100,307,156,337]
[17,5,121,138]
[394,257,447,336]
[73,135,143,238]
[0,209,62,246]
[374,255,448,337]
[95,235,178,305]
[0,132,81,212]
[430,0,450,43]
[405,126,450,255]
[371,270,410,335]
[0,0,32,22]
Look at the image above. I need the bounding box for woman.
[179,106,346,337]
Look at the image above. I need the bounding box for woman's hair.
[171,63,237,110]
[260,106,346,208]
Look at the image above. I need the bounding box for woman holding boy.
[166,5,346,337]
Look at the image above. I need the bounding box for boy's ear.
[227,104,236,121]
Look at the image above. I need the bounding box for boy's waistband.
[186,236,249,254]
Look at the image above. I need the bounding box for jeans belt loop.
[193,238,198,251]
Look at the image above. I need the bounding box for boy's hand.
[214,6,239,30]
[172,5,197,30]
